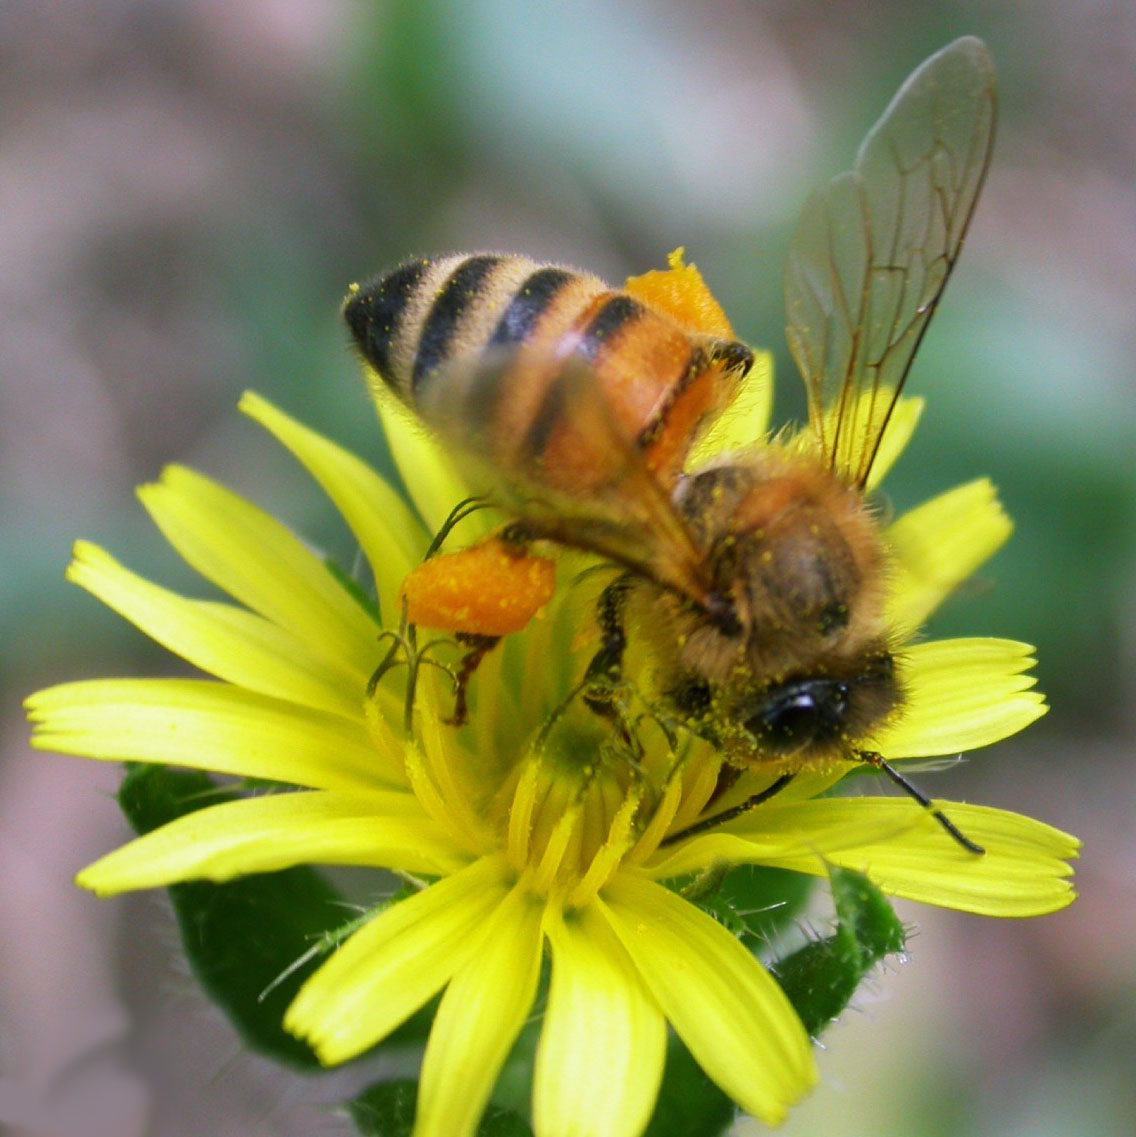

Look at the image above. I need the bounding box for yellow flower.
[27,381,1077,1137]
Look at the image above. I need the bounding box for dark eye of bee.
[746,677,851,753]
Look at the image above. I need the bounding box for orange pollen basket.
[400,540,557,636]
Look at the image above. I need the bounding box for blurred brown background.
[1,2,1133,1135]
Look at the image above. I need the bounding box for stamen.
[534,805,582,892]
[569,786,642,907]
[506,760,541,870]
[625,773,684,865]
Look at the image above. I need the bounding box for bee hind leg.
[446,632,501,727]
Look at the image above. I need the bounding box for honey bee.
[344,38,997,850]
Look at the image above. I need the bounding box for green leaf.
[117,764,349,1069]
[490,1002,543,1119]
[771,866,906,1038]
[474,1104,534,1137]
[348,973,745,1137]
[348,1080,533,1137]
[642,1031,735,1137]
[695,863,815,948]
[347,1081,418,1136]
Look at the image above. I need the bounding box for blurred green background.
[1,2,1132,1135]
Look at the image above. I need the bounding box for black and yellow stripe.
[487,265,576,351]
[345,254,595,400]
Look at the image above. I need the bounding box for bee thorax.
[648,453,901,766]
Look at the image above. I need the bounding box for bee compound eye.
[746,678,851,752]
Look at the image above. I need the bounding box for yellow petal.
[863,396,924,490]
[415,884,544,1137]
[876,638,1046,757]
[26,679,403,790]
[372,385,491,540]
[791,396,923,489]
[598,873,816,1126]
[534,903,665,1137]
[685,350,774,467]
[138,466,381,680]
[241,391,429,620]
[286,854,513,1064]
[725,798,1079,917]
[681,767,848,833]
[67,541,364,719]
[646,791,922,880]
[76,789,464,896]
[886,478,1012,631]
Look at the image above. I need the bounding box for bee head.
[737,653,900,761]
[668,652,900,765]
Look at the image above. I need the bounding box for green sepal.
[642,1031,735,1137]
[347,1080,533,1137]
[116,763,348,1069]
[771,866,907,1037]
[347,1081,417,1136]
[692,863,815,948]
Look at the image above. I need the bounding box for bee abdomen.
[486,264,578,350]
[343,253,606,403]
[344,252,743,493]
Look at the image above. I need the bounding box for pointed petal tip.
[66,537,99,567]
[237,388,265,413]
[280,1009,336,1066]
[239,389,287,429]
[282,987,358,1066]
[73,863,119,899]
[135,469,181,509]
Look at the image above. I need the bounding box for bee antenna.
[857,751,985,855]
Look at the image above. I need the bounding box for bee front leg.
[661,772,796,846]
[583,575,633,721]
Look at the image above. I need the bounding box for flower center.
[500,711,648,902]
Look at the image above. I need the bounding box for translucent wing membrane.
[415,349,717,608]
[785,36,996,486]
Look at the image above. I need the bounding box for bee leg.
[582,575,632,722]
[707,762,742,804]
[858,751,985,854]
[660,773,796,846]
[497,520,535,555]
[446,633,501,727]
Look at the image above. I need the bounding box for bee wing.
[785,36,997,487]
[414,348,719,608]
